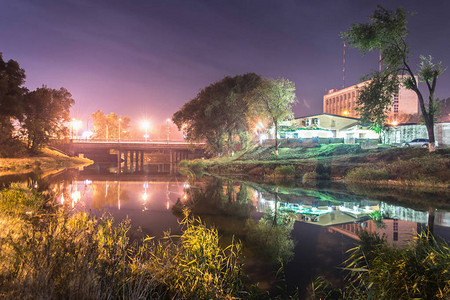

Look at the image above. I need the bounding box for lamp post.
[118,118,122,142]
[71,118,81,140]
[142,121,150,142]
[166,118,171,143]
[106,124,109,142]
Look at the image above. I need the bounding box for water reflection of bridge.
[76,173,184,182]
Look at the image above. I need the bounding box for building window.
[305,119,311,126]
[313,118,319,126]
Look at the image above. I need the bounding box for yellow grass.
[0,148,93,176]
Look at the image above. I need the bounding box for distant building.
[323,77,418,120]
[279,113,379,142]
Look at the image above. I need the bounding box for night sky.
[1,0,449,127]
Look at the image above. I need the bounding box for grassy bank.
[183,144,450,190]
[0,148,92,177]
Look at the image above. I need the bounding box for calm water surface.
[3,163,450,296]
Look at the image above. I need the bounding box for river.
[1,163,449,297]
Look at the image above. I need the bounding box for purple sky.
[1,0,449,127]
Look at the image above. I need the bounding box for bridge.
[50,139,206,173]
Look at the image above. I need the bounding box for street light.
[118,118,122,142]
[141,120,150,142]
[166,118,171,143]
[71,118,82,140]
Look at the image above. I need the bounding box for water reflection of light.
[84,179,92,185]
[72,190,81,208]
[118,182,121,210]
[142,192,148,201]
[60,194,64,205]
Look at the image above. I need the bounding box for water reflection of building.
[251,186,450,247]
[329,219,419,247]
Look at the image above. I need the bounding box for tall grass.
[311,230,450,299]
[0,186,246,299]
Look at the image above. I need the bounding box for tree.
[342,6,445,151]
[248,78,297,155]
[0,53,27,155]
[173,73,263,155]
[21,86,74,152]
[91,110,131,140]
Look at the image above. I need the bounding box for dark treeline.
[0,53,74,156]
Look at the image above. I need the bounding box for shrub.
[178,159,189,168]
[140,211,244,299]
[189,160,205,173]
[346,167,389,181]
[273,165,296,178]
[344,231,450,299]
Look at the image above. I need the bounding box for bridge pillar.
[130,151,134,173]
[169,150,173,173]
[135,151,139,172]
[117,151,122,173]
[124,151,128,170]
[140,151,144,171]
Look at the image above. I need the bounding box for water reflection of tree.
[245,208,295,264]
[184,177,255,218]
[180,177,295,265]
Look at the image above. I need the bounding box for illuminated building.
[323,77,418,119]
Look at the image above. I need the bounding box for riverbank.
[184,144,450,192]
[0,148,93,177]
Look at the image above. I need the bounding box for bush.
[344,231,450,299]
[273,165,296,178]
[346,167,389,181]
[178,159,189,168]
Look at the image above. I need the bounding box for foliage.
[342,5,446,151]
[91,110,131,140]
[247,78,297,154]
[140,211,244,299]
[0,186,248,300]
[356,73,400,133]
[0,53,27,156]
[343,231,450,299]
[173,73,263,155]
[273,165,296,178]
[21,86,74,152]
[346,167,389,182]
[245,209,295,264]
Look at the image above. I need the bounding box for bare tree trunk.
[274,119,278,156]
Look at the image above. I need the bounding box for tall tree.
[22,86,74,152]
[91,110,131,140]
[248,78,297,155]
[173,73,263,155]
[342,6,445,151]
[0,53,27,155]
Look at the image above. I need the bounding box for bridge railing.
[70,138,195,144]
